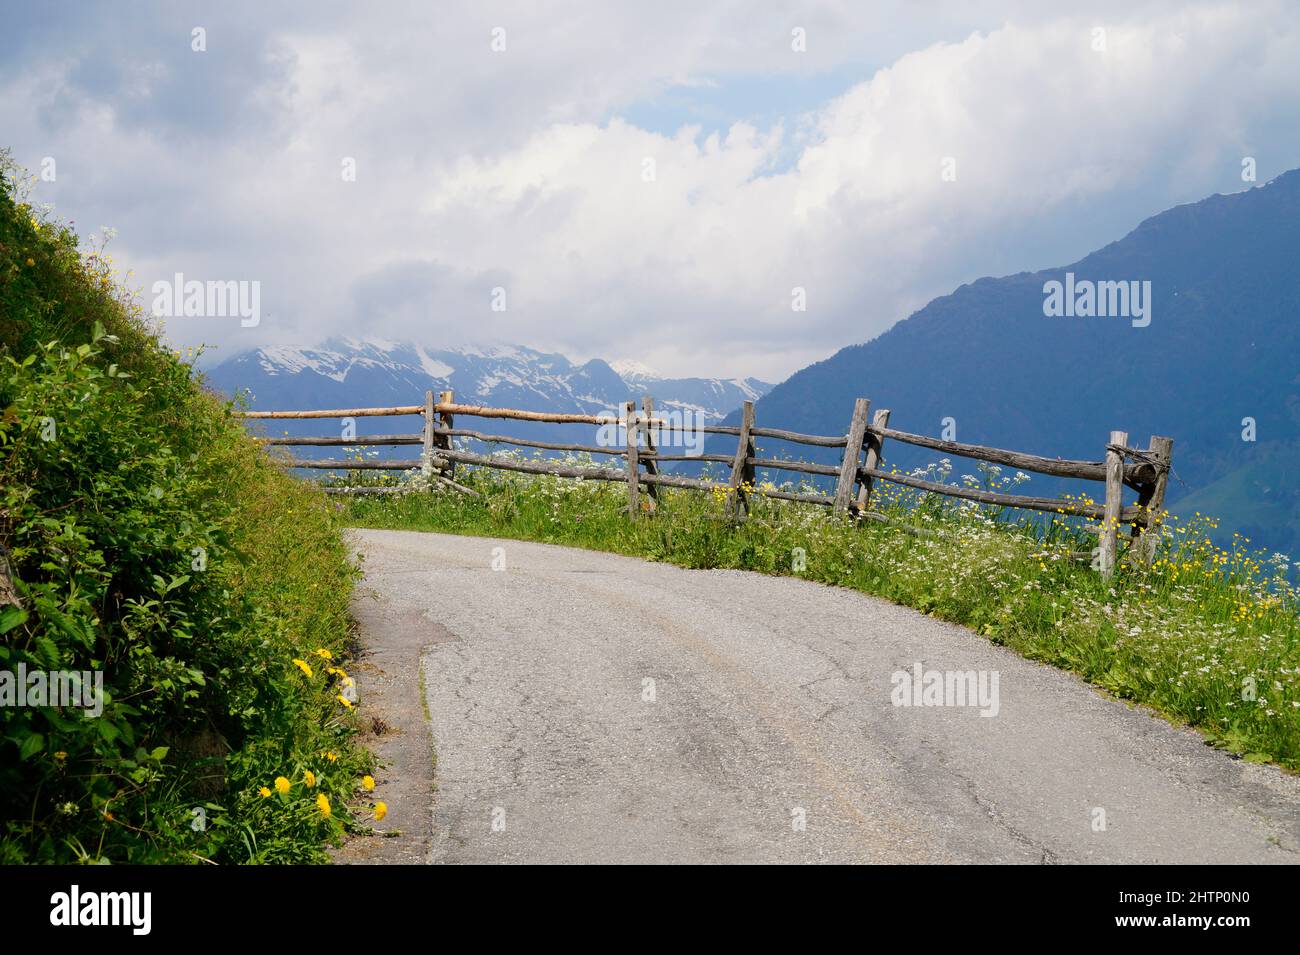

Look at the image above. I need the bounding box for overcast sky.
[4,1,1299,380]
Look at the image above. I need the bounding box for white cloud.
[4,1,1299,380]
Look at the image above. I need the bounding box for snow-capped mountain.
[204,337,771,422]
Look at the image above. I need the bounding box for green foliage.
[0,156,371,863]
[345,457,1300,771]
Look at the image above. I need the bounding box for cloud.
[3,1,1299,380]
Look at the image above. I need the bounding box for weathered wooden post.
[639,395,660,511]
[1130,435,1173,567]
[421,389,436,475]
[1099,430,1128,579]
[624,400,641,518]
[436,389,455,477]
[833,398,871,515]
[856,407,891,512]
[726,401,756,518]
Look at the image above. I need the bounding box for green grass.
[341,455,1300,770]
[0,152,376,863]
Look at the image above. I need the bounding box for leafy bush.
[0,153,373,863]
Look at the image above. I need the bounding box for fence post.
[624,400,641,518]
[1130,435,1173,568]
[436,390,455,477]
[726,400,755,518]
[639,396,659,511]
[421,390,436,475]
[857,407,890,512]
[1099,430,1128,579]
[834,398,872,514]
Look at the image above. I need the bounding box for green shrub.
[0,153,372,863]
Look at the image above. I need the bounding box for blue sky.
[4,1,1299,380]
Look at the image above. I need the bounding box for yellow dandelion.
[316,793,331,818]
[337,694,353,709]
[304,770,316,788]
[274,776,290,795]
[373,801,387,821]
[314,648,333,661]
[292,658,314,678]
[362,775,375,792]
[259,786,272,798]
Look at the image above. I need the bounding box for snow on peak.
[610,359,661,381]
[415,345,454,380]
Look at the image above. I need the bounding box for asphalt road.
[351,528,1300,864]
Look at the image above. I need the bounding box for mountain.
[203,338,772,460]
[716,169,1300,556]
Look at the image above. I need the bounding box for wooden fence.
[241,390,1173,579]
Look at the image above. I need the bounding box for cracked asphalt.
[351,528,1300,864]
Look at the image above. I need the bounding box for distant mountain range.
[202,338,772,459]
[715,169,1300,557]
[204,170,1299,557]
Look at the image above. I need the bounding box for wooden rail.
[238,389,1173,578]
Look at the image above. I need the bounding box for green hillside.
[0,151,374,863]
[1173,440,1300,556]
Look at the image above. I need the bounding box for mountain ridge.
[718,169,1300,555]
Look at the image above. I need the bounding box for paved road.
[351,528,1300,864]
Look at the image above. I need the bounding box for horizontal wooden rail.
[647,453,734,464]
[870,426,1155,484]
[288,459,423,471]
[263,434,422,446]
[750,426,847,447]
[859,466,1137,521]
[242,406,423,419]
[433,426,624,456]
[638,472,831,506]
[435,448,626,482]
[749,457,840,477]
[757,487,834,506]
[432,402,741,435]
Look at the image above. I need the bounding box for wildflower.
[322,751,339,763]
[304,770,317,788]
[25,257,35,266]
[314,648,333,661]
[274,776,291,795]
[53,751,67,762]
[292,658,314,678]
[259,786,272,798]
[316,793,331,818]
[362,775,375,792]
[373,801,388,821]
[337,694,354,709]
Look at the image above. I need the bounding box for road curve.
[350,528,1300,864]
